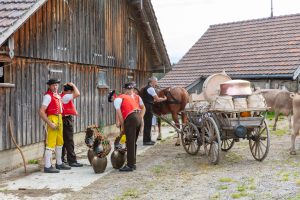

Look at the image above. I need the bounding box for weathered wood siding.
[13,0,154,70]
[0,0,155,151]
[0,58,149,151]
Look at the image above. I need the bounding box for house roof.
[0,0,47,47]
[0,0,171,70]
[159,14,300,89]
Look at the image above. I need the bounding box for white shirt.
[147,87,157,97]
[61,94,73,104]
[113,94,144,109]
[42,93,63,113]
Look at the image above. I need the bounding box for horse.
[140,86,190,146]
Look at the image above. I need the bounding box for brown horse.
[143,87,189,146]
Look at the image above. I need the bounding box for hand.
[140,120,144,135]
[49,122,58,130]
[67,82,74,86]
[116,121,121,128]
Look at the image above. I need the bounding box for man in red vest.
[112,82,144,172]
[61,82,83,167]
[39,79,71,173]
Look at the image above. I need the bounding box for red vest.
[60,93,78,116]
[45,90,62,116]
[119,94,140,120]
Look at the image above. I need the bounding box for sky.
[151,0,300,64]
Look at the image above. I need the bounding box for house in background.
[159,14,300,93]
[0,0,170,171]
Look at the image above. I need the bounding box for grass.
[231,192,248,199]
[272,129,287,136]
[296,179,300,186]
[122,188,139,198]
[219,177,234,183]
[224,152,243,163]
[151,165,165,174]
[217,185,228,190]
[28,159,38,164]
[237,185,247,192]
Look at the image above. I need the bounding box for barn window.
[97,71,108,88]
[0,63,4,83]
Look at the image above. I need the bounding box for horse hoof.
[290,150,296,155]
[157,137,162,141]
[175,143,180,146]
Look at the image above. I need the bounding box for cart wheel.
[221,138,234,151]
[249,119,270,161]
[202,117,221,164]
[181,122,201,155]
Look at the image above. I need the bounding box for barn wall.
[0,58,149,151]
[13,0,154,71]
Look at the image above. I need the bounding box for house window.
[97,71,108,88]
[0,63,4,83]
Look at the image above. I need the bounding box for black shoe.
[56,163,71,170]
[119,165,133,172]
[132,164,136,170]
[69,162,83,167]
[44,166,60,173]
[143,141,155,145]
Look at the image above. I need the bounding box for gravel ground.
[66,118,300,200]
[1,118,300,200]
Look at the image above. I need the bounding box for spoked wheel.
[249,120,270,161]
[221,138,235,151]
[181,122,201,155]
[201,117,221,164]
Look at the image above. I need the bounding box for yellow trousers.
[46,114,63,149]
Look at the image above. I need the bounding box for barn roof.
[0,0,171,69]
[0,0,47,46]
[159,14,300,89]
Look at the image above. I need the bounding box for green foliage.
[151,165,165,174]
[122,188,139,198]
[218,185,228,190]
[219,177,234,182]
[28,159,38,164]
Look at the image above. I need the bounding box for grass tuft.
[219,177,234,182]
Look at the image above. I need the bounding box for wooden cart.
[181,104,270,164]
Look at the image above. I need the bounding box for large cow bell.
[234,125,247,138]
[110,150,126,169]
[91,156,107,173]
[87,148,96,164]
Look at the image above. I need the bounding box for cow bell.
[234,125,247,138]
[110,150,126,169]
[87,148,96,164]
[91,156,107,173]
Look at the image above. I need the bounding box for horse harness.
[163,88,181,104]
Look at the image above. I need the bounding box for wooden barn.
[0,0,170,171]
[159,14,300,93]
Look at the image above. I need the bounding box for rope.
[8,116,27,174]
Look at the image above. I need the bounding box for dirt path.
[66,119,300,200]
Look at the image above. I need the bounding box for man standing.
[39,79,71,173]
[113,82,144,172]
[61,82,83,167]
[141,77,166,145]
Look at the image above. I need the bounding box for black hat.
[123,82,135,89]
[63,84,74,91]
[108,90,116,102]
[47,79,60,85]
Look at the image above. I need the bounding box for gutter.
[230,74,294,80]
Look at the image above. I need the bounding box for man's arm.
[39,106,57,129]
[153,95,167,102]
[116,109,124,130]
[68,82,80,98]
